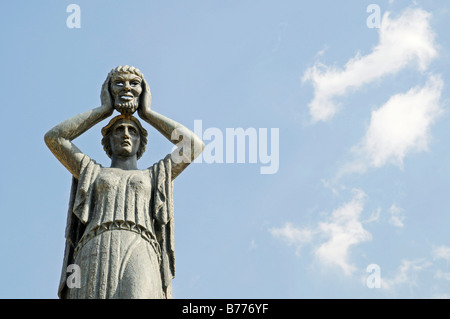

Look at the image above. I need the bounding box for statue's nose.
[123,82,132,91]
[123,128,130,137]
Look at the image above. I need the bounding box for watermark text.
[66,4,81,29]
[171,120,279,175]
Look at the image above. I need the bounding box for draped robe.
[58,154,175,299]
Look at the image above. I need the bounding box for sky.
[1,0,450,299]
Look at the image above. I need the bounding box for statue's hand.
[100,75,114,116]
[138,77,152,120]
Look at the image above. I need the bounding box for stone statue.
[44,65,204,299]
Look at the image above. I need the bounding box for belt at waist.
[73,220,161,260]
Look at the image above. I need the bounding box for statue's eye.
[131,81,139,87]
[114,127,125,134]
[115,82,124,86]
[129,127,138,135]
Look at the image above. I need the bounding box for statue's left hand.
[138,78,152,119]
[100,74,114,117]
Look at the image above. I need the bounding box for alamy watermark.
[171,120,280,175]
[64,5,278,174]
[366,4,381,29]
[66,4,81,29]
[66,264,81,289]
[65,4,383,31]
[366,263,381,289]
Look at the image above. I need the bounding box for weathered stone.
[44,66,204,299]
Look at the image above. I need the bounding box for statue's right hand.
[100,75,114,116]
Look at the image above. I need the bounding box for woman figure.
[44,65,204,299]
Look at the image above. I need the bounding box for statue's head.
[107,65,145,115]
[101,114,148,160]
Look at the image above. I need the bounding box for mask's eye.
[130,81,140,87]
[114,82,124,87]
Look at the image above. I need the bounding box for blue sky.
[1,0,450,298]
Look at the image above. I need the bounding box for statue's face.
[109,119,141,158]
[110,73,143,114]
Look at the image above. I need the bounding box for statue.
[44,65,204,299]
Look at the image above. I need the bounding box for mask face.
[110,73,143,114]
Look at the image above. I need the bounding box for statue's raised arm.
[44,76,114,179]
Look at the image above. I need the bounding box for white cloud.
[432,245,450,263]
[270,189,372,275]
[249,239,257,251]
[269,222,314,255]
[340,75,443,175]
[382,259,431,290]
[429,246,450,295]
[435,270,450,281]
[389,204,405,228]
[363,207,381,224]
[302,7,437,122]
[315,189,371,275]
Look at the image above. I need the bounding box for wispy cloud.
[314,189,371,275]
[382,259,431,290]
[302,7,437,122]
[434,270,450,281]
[432,245,450,263]
[339,75,443,175]
[269,222,314,255]
[270,189,372,275]
[388,204,406,228]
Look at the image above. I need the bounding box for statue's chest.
[95,169,151,196]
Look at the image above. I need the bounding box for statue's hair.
[108,65,145,80]
[101,115,148,159]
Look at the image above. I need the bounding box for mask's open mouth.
[120,95,133,101]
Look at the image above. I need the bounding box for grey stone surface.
[44,65,204,299]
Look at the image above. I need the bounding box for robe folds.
[58,154,175,299]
